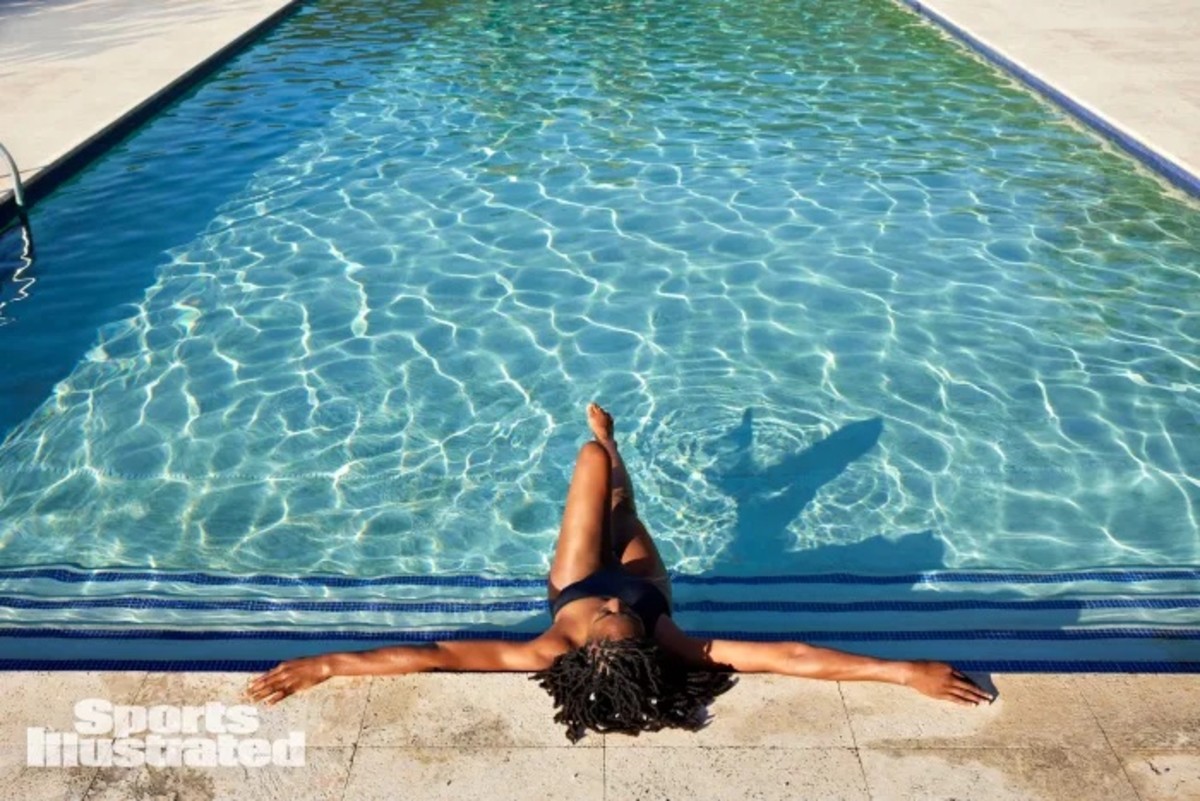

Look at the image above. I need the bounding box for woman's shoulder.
[543,607,596,650]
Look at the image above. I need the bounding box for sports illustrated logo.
[27,699,305,768]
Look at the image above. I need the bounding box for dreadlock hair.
[530,636,735,743]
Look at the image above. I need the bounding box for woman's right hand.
[246,654,335,705]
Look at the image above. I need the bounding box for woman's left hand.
[246,655,334,705]
[903,661,994,706]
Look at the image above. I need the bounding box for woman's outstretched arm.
[654,619,992,706]
[246,631,569,705]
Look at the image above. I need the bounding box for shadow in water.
[703,410,947,573]
[692,407,1080,675]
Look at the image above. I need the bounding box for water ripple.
[0,0,1198,581]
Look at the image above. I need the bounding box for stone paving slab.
[840,674,1107,751]
[343,746,605,801]
[82,746,353,801]
[359,672,600,748]
[133,672,371,748]
[1119,750,1200,801]
[0,672,147,745]
[605,673,855,748]
[0,744,95,801]
[1079,674,1200,749]
[858,747,1140,801]
[606,746,871,801]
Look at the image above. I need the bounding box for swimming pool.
[1,0,1198,669]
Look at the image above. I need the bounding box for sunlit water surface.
[1,0,1198,586]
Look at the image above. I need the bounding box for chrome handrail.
[0,141,35,326]
[0,224,36,326]
[0,141,26,211]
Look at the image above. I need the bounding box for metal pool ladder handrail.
[0,140,36,327]
[0,141,26,213]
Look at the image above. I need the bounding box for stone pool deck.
[3,671,1200,800]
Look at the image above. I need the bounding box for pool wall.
[2,565,1198,671]
[895,0,1200,199]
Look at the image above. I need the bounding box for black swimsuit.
[550,568,672,635]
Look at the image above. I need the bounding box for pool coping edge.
[893,0,1200,199]
[0,0,306,234]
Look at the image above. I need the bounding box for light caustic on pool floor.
[0,0,1197,579]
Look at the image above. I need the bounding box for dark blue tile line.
[3,659,1199,673]
[2,627,1200,642]
[678,570,1200,585]
[680,598,1200,612]
[3,565,1199,588]
[897,0,1200,198]
[0,596,548,613]
[0,566,543,589]
[951,660,1200,673]
[686,629,1200,642]
[4,595,1200,614]
[0,628,527,642]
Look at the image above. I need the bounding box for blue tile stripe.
[2,627,1199,642]
[2,658,1198,673]
[676,570,1200,586]
[896,0,1200,198]
[2,565,1198,588]
[1,595,1199,614]
[0,566,544,589]
[0,661,1190,671]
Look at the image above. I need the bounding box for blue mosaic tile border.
[3,565,1198,588]
[1,594,1198,614]
[897,0,1200,198]
[3,658,1198,673]
[2,627,1198,642]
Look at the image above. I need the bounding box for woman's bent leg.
[547,440,613,600]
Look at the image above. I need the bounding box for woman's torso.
[550,568,672,643]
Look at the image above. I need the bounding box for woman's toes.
[587,403,614,439]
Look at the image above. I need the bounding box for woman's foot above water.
[587,402,615,443]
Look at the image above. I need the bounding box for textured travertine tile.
[134,672,369,747]
[359,673,596,747]
[0,744,96,801]
[1080,675,1200,749]
[606,746,869,800]
[605,674,854,747]
[0,673,146,744]
[343,746,603,801]
[859,747,1139,801]
[82,746,352,801]
[841,675,1106,749]
[1120,750,1200,801]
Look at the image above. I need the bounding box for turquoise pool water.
[0,0,1198,663]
